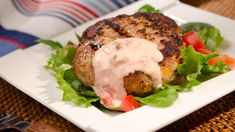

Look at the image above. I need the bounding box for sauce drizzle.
[92,38,163,107]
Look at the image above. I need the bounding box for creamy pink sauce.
[92,38,163,108]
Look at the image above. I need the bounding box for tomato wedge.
[120,95,140,112]
[197,48,212,55]
[182,31,211,54]
[208,54,235,69]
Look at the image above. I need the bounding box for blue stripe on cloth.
[12,0,78,27]
[111,0,124,8]
[0,40,19,57]
[80,0,108,14]
[0,25,39,57]
[122,0,134,4]
[0,26,39,47]
[41,11,81,26]
[96,0,118,12]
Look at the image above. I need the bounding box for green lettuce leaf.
[201,61,229,74]
[75,33,81,42]
[64,68,98,98]
[135,86,178,107]
[177,46,203,90]
[138,4,160,13]
[180,22,212,34]
[178,46,203,77]
[37,39,63,49]
[45,47,76,71]
[43,41,99,107]
[200,52,228,74]
[198,26,223,51]
[176,46,228,91]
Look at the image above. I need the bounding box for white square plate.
[0,0,235,131]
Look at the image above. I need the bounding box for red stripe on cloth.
[31,0,99,17]
[0,36,27,49]
[21,0,88,23]
[25,0,95,20]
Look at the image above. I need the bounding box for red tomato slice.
[197,48,212,55]
[223,55,235,69]
[182,31,210,54]
[120,95,140,112]
[208,56,222,65]
[208,54,235,69]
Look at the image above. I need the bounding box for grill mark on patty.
[133,13,179,36]
[104,19,132,37]
[170,34,182,46]
[160,40,180,57]
[96,27,104,35]
[151,20,160,27]
[104,20,120,31]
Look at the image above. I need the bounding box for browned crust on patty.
[73,13,182,96]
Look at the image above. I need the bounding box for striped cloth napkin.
[0,0,136,57]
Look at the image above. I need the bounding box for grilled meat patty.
[73,13,182,97]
